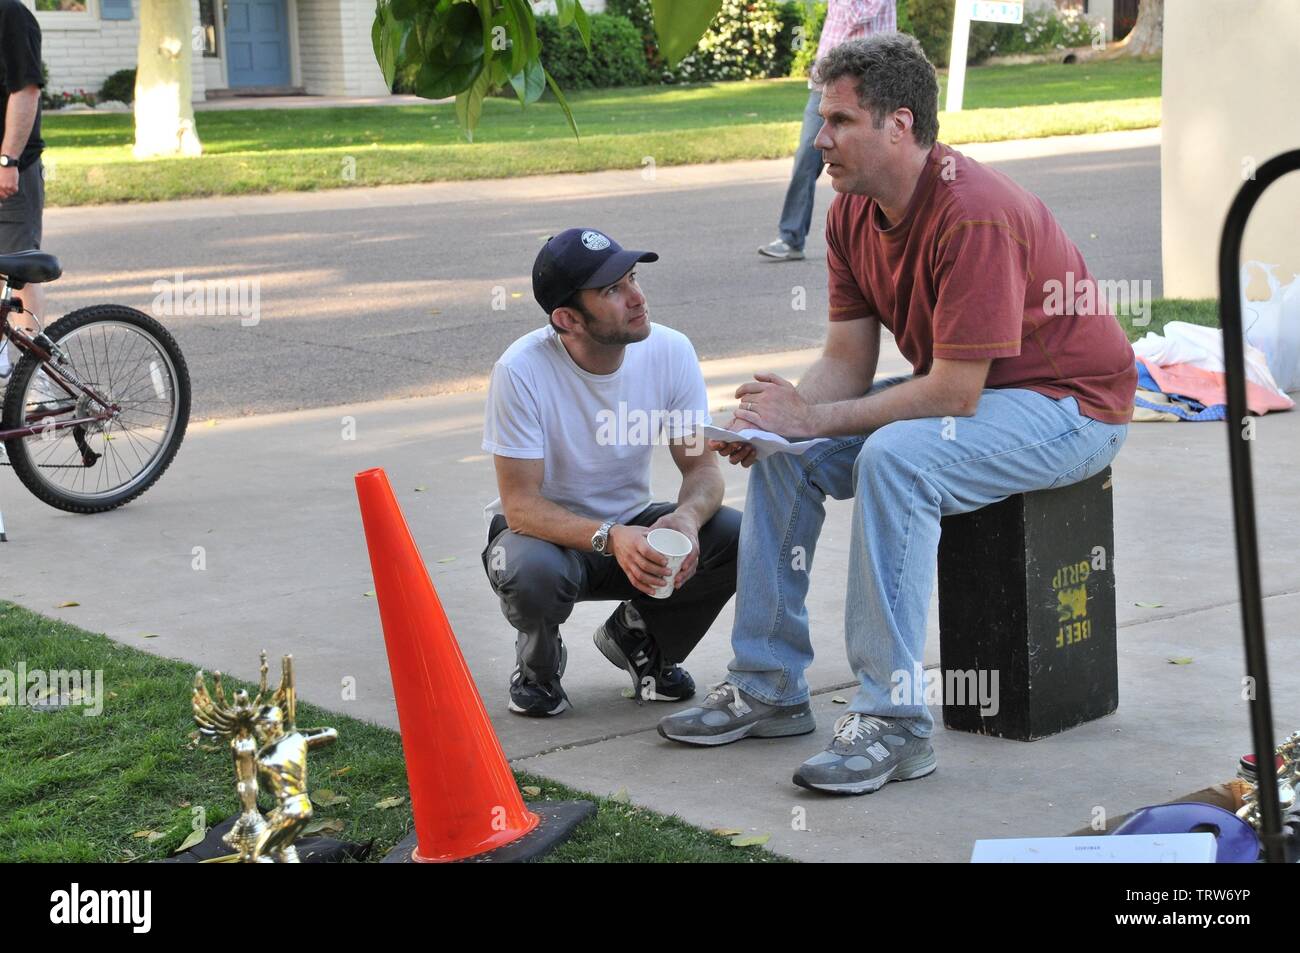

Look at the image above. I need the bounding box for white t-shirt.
[482,323,711,527]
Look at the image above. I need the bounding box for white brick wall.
[42,0,207,101]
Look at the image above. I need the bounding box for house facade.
[31,0,390,100]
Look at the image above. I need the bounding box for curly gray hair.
[813,33,940,148]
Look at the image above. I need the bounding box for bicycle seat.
[0,250,62,286]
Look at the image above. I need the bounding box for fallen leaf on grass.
[374,796,406,810]
[174,829,206,853]
[610,788,631,804]
[520,786,542,797]
[730,833,770,848]
[711,827,743,837]
[132,830,164,842]
[311,789,349,808]
[331,766,353,778]
[55,601,80,608]
[303,818,346,836]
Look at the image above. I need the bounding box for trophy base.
[381,799,596,863]
[162,816,373,863]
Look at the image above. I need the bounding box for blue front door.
[224,0,291,88]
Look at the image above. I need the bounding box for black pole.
[1216,148,1300,864]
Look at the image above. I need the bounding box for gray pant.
[0,160,44,252]
[481,503,742,682]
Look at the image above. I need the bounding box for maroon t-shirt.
[826,142,1136,424]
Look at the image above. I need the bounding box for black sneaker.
[508,674,570,717]
[647,664,696,703]
[593,603,695,704]
[508,639,570,717]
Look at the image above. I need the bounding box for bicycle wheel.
[0,304,191,513]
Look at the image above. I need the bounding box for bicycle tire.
[1,304,191,513]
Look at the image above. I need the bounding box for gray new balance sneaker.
[757,239,805,261]
[793,712,936,795]
[657,682,815,746]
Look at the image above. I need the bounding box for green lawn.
[0,601,786,863]
[43,57,1161,206]
[1121,298,1218,343]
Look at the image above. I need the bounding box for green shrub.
[606,0,665,74]
[902,0,997,67]
[988,6,1099,56]
[789,1,826,80]
[98,68,136,105]
[534,12,650,90]
[609,0,784,84]
[770,0,806,77]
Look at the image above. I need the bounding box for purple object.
[1110,803,1259,863]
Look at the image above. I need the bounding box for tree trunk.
[133,0,203,159]
[1117,0,1162,56]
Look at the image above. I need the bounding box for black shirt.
[0,0,43,170]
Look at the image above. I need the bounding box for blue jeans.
[776,90,824,251]
[726,376,1129,737]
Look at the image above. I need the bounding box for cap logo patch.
[581,230,611,251]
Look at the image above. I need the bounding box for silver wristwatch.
[591,520,616,556]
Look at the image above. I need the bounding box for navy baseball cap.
[532,228,659,315]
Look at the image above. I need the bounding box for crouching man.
[481,227,741,717]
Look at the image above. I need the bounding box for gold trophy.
[192,652,338,863]
[1234,730,1300,832]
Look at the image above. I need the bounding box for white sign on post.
[971,1,1024,24]
[946,0,1024,113]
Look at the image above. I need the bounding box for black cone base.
[382,799,596,863]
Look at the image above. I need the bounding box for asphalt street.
[43,132,1161,420]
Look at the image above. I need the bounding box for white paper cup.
[646,528,692,599]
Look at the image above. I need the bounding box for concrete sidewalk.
[3,334,1297,861]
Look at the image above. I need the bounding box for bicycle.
[0,250,191,526]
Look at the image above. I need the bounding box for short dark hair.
[549,290,594,335]
[813,33,940,149]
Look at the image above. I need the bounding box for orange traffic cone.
[355,468,592,863]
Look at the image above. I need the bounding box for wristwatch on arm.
[0,155,18,169]
[591,520,617,556]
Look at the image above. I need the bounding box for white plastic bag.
[1241,262,1300,393]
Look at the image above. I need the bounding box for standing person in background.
[758,0,896,262]
[0,0,46,386]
